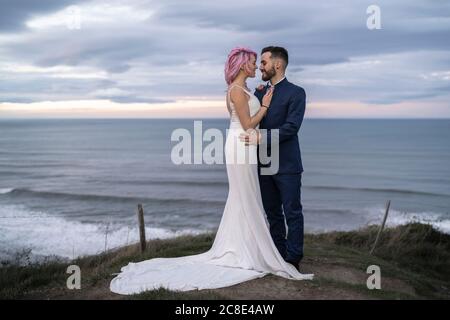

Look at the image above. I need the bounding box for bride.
[110,47,313,295]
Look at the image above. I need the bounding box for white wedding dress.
[109,85,313,295]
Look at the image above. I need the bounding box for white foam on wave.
[0,188,14,194]
[360,206,450,234]
[0,204,205,263]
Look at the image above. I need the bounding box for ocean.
[0,118,449,262]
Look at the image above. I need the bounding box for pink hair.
[224,46,257,85]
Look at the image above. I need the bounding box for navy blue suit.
[254,77,306,264]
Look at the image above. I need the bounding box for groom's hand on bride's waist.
[239,129,261,146]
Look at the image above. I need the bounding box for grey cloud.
[363,85,450,105]
[0,0,88,32]
[0,75,116,102]
[107,97,174,104]
[364,93,443,105]
[0,0,449,107]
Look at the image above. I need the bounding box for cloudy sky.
[0,0,449,118]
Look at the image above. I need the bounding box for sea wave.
[358,206,450,234]
[0,204,205,263]
[306,185,450,197]
[0,188,14,194]
[100,179,228,187]
[0,187,225,205]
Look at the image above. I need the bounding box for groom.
[242,46,306,271]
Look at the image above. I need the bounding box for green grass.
[307,223,450,299]
[0,261,67,299]
[313,223,450,279]
[130,288,227,300]
[0,233,215,299]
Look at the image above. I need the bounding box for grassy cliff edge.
[1,223,449,300]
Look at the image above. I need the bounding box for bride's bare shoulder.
[229,86,250,104]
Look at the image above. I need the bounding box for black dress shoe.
[286,260,300,272]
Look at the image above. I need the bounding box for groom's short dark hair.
[261,46,289,67]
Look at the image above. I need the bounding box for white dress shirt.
[268,76,286,87]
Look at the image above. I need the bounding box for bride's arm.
[230,87,273,131]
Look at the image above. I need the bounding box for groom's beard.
[261,67,276,81]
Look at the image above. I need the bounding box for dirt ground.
[22,255,417,300]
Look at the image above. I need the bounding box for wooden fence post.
[137,204,146,253]
[370,200,391,255]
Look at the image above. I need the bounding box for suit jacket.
[254,77,306,174]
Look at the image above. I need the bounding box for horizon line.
[1,117,450,120]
